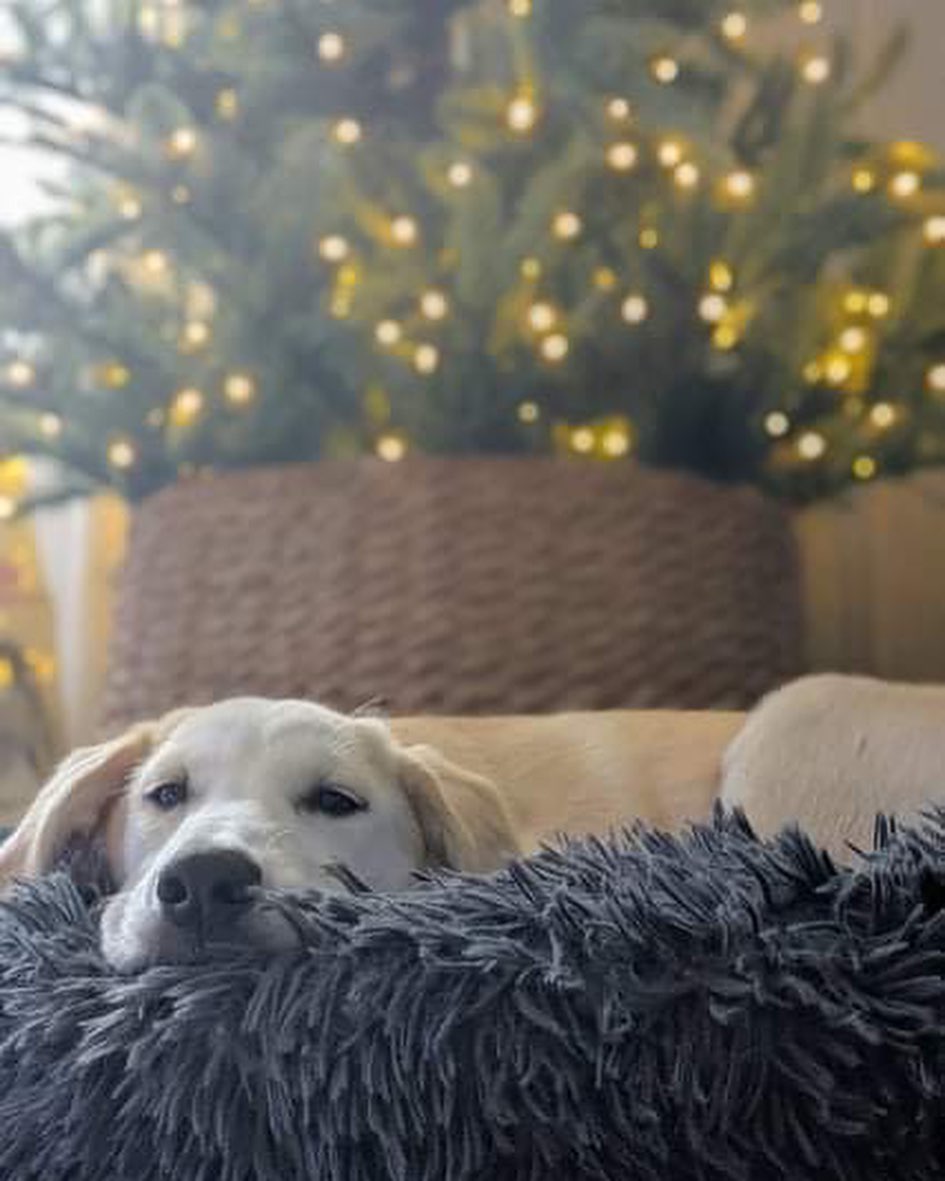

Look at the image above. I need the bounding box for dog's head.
[0,698,520,970]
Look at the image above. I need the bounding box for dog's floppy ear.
[397,744,522,872]
[0,710,190,884]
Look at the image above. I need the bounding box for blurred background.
[0,0,943,818]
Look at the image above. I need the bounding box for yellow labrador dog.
[0,697,740,970]
[2,674,943,970]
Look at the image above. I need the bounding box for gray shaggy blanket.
[0,810,944,1181]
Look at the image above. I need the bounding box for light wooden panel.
[795,471,945,681]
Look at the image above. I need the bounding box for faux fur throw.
[0,810,944,1181]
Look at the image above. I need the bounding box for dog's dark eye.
[146,781,188,811]
[299,785,366,818]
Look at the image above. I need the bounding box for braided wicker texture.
[101,459,802,726]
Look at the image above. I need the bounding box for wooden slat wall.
[795,471,945,682]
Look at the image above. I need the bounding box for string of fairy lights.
[1,0,944,494]
[312,0,945,473]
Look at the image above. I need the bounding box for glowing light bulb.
[376,434,406,462]
[674,162,700,189]
[391,216,418,246]
[518,401,540,423]
[6,360,35,387]
[839,327,868,353]
[925,216,945,245]
[507,95,538,133]
[825,355,853,385]
[375,320,403,346]
[927,364,945,393]
[801,55,831,84]
[798,431,827,460]
[552,211,582,240]
[508,0,532,14]
[725,169,756,200]
[867,292,891,318]
[39,413,62,439]
[216,88,239,119]
[713,325,739,350]
[337,263,358,289]
[414,344,440,374]
[870,402,896,428]
[890,170,921,199]
[602,427,630,457]
[332,118,362,145]
[142,249,169,276]
[607,142,638,171]
[853,455,877,480]
[621,295,649,324]
[521,258,542,279]
[170,386,204,426]
[103,362,130,388]
[0,497,16,521]
[607,98,631,121]
[318,235,350,262]
[594,267,617,291]
[639,228,659,249]
[699,294,728,323]
[709,261,734,292]
[108,438,136,469]
[658,139,684,168]
[118,195,142,220]
[448,161,473,188]
[720,12,748,41]
[167,126,197,157]
[651,56,679,84]
[852,168,876,193]
[224,373,256,406]
[528,302,557,332]
[181,321,210,349]
[541,334,570,362]
[318,32,346,62]
[799,1,824,24]
[765,412,790,438]
[571,427,595,453]
[420,290,449,321]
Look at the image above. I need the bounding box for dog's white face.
[0,696,519,971]
[99,698,435,971]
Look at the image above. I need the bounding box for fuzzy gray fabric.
[1,810,944,1181]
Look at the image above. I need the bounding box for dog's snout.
[156,850,262,933]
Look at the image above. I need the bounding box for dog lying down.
[1,674,944,971]
[0,698,743,970]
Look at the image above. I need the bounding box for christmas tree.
[0,0,943,510]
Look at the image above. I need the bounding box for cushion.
[0,810,943,1180]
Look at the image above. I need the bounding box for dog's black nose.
[156,850,262,933]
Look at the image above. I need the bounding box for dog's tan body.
[399,674,945,859]
[391,710,744,853]
[720,674,945,858]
